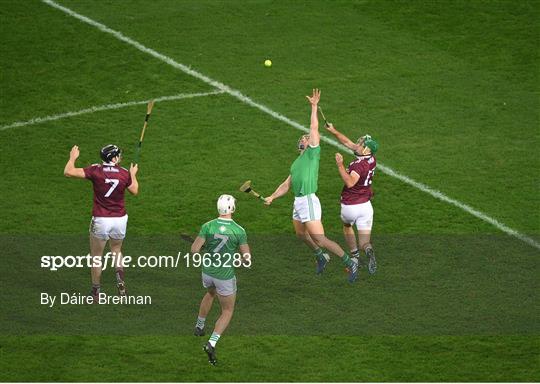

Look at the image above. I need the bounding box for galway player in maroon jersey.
[326,124,379,274]
[63,144,139,300]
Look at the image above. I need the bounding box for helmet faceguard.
[298,134,310,151]
[364,137,379,154]
[354,135,378,156]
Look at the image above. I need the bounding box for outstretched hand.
[326,123,336,133]
[69,145,80,160]
[130,163,138,176]
[335,152,344,166]
[264,196,273,206]
[306,88,321,106]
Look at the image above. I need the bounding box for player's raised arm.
[335,153,360,188]
[127,163,139,195]
[191,235,206,253]
[264,175,291,205]
[306,88,321,147]
[63,145,86,178]
[326,123,358,151]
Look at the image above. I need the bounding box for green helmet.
[363,136,379,154]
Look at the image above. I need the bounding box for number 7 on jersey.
[104,178,119,197]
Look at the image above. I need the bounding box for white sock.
[208,332,220,347]
[196,316,205,329]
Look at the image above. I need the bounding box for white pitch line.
[0,90,224,131]
[41,0,540,250]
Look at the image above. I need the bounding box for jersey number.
[363,169,375,186]
[213,234,229,252]
[104,178,119,197]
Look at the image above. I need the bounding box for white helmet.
[217,194,236,215]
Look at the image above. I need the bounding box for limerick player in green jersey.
[191,194,251,366]
[264,89,358,282]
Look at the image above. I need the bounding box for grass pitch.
[0,0,539,381]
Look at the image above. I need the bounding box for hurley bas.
[41,292,152,307]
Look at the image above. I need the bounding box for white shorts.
[292,193,322,223]
[340,201,373,230]
[89,215,128,240]
[202,273,237,296]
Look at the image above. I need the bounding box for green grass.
[0,0,538,381]
[1,336,538,382]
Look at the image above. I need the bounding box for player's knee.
[219,302,233,314]
[222,307,234,317]
[295,230,306,239]
[311,235,326,247]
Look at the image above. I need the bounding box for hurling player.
[191,194,251,366]
[326,124,378,274]
[264,89,358,282]
[64,144,139,300]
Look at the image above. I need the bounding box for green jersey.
[290,145,321,197]
[198,217,247,280]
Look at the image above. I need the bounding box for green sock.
[341,253,353,267]
[314,248,325,260]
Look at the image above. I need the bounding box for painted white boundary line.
[41,0,540,250]
[0,90,224,131]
